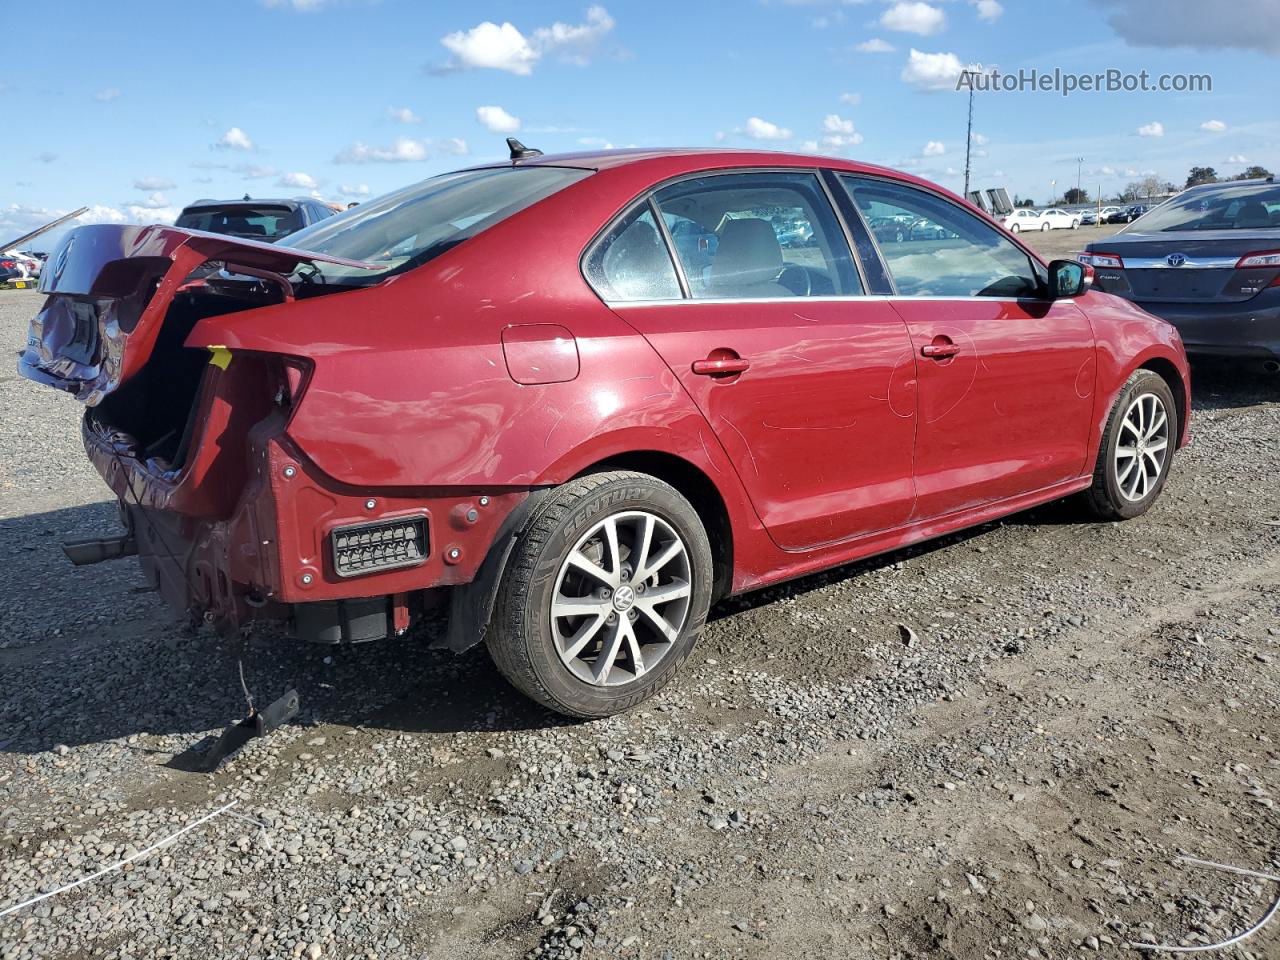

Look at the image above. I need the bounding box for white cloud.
[132,192,171,209]
[970,132,989,145]
[923,140,946,156]
[823,114,856,135]
[970,0,1003,21]
[1137,120,1164,137]
[856,37,895,53]
[133,176,176,191]
[334,138,429,163]
[338,184,371,197]
[278,171,319,189]
[1200,119,1226,132]
[839,92,862,106]
[1227,154,1248,164]
[438,5,614,75]
[823,134,863,149]
[438,137,470,155]
[387,107,422,124]
[476,105,521,133]
[531,4,615,66]
[215,127,254,151]
[93,88,121,102]
[800,140,821,153]
[743,116,792,140]
[901,49,966,91]
[880,2,945,35]
[234,163,278,179]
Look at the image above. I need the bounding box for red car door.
[584,172,917,551]
[838,175,1096,519]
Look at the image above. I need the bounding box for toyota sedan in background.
[1038,208,1081,230]
[1080,177,1280,371]
[20,147,1190,718]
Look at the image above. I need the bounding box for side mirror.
[1048,258,1094,298]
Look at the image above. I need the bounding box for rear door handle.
[692,356,751,376]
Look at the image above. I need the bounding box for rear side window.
[583,205,682,302]
[842,175,1040,298]
[653,172,861,299]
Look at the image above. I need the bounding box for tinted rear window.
[280,165,592,284]
[175,205,303,240]
[1130,182,1280,232]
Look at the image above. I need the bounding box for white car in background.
[1001,207,1081,233]
[1038,208,1081,230]
[1002,208,1043,233]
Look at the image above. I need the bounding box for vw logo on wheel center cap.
[611,585,636,612]
[1166,253,1187,267]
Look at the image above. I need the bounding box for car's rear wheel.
[1009,223,1020,233]
[486,471,713,718]
[1082,370,1177,520]
[1041,222,1051,231]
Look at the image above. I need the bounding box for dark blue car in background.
[1081,177,1280,373]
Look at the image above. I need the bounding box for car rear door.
[584,170,917,551]
[837,174,1096,520]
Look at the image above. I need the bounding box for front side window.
[652,172,861,299]
[842,176,1040,298]
[279,165,592,284]
[583,204,682,302]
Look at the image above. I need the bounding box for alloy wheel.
[1113,392,1170,501]
[550,510,692,687]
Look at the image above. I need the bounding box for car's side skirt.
[732,474,1094,595]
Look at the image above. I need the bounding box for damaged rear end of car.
[19,223,412,639]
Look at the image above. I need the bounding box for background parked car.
[1080,176,1280,372]
[1123,204,1150,223]
[1038,208,1081,230]
[1098,205,1126,224]
[173,197,339,242]
[1002,208,1042,233]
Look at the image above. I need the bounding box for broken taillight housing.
[330,516,429,578]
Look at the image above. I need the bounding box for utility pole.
[1076,157,1083,203]
[961,69,980,198]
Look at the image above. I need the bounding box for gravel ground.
[2,278,1278,960]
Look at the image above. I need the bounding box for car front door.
[839,175,1097,520]
[583,171,917,551]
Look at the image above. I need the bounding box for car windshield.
[1127,182,1280,232]
[278,165,592,285]
[175,205,303,240]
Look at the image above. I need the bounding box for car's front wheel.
[1041,222,1051,231]
[1082,369,1177,520]
[487,471,713,718]
[1009,223,1020,233]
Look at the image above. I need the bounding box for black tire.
[1009,223,1020,234]
[1082,369,1177,520]
[486,471,713,718]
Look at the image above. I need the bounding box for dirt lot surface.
[2,258,1279,960]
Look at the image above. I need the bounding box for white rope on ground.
[1131,856,1280,953]
[0,800,239,920]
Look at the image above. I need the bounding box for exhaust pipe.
[1264,360,1280,374]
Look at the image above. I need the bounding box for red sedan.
[20,145,1190,718]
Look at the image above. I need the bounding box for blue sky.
[4,0,1278,247]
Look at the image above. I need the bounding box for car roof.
[465,146,917,181]
[182,198,312,210]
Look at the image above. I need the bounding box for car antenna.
[507,137,543,161]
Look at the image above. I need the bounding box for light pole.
[1076,157,1083,204]
[960,68,981,198]
[1049,179,1056,206]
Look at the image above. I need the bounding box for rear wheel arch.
[577,451,734,602]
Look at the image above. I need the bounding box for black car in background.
[174,197,338,242]
[1080,178,1280,371]
[1123,204,1150,223]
